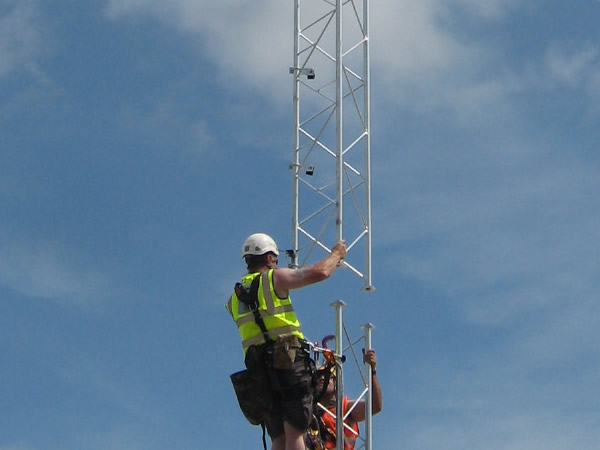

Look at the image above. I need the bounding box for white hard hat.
[241,233,279,257]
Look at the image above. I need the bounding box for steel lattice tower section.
[289,0,373,291]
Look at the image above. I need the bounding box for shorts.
[245,341,315,438]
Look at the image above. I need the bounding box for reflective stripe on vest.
[320,397,359,450]
[227,269,303,352]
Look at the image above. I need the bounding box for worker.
[306,349,382,450]
[226,232,347,450]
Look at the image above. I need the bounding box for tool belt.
[272,334,305,369]
[231,336,312,425]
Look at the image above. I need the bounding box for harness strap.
[316,365,334,403]
[235,275,272,344]
[261,423,267,450]
[234,273,278,450]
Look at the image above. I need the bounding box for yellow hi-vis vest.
[226,269,304,353]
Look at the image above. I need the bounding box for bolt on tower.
[289,0,373,291]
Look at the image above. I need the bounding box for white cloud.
[101,0,531,121]
[0,241,114,306]
[373,0,470,81]
[118,101,215,155]
[103,0,501,109]
[445,0,522,19]
[102,2,600,334]
[541,42,600,118]
[183,119,215,154]
[102,0,600,126]
[545,43,599,88]
[377,133,600,324]
[0,0,48,81]
[105,0,292,99]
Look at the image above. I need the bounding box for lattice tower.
[289,0,373,291]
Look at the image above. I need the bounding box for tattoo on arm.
[291,268,308,280]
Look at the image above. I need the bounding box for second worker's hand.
[333,240,347,260]
[362,348,377,370]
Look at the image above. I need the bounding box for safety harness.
[232,274,315,450]
[234,275,273,345]
[234,275,271,450]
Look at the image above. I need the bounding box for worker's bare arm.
[348,349,382,423]
[272,241,346,297]
[275,267,327,292]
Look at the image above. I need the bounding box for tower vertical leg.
[363,0,373,290]
[290,0,301,269]
[335,0,343,242]
[362,323,375,450]
[332,300,346,450]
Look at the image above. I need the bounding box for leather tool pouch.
[230,369,267,425]
[231,345,274,425]
[272,335,301,370]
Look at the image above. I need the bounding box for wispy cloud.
[444,0,522,19]
[118,101,215,155]
[543,42,600,117]
[366,2,600,332]
[102,1,600,333]
[379,137,600,318]
[545,43,599,88]
[102,0,523,120]
[102,0,598,127]
[0,0,49,81]
[0,240,116,306]
[373,0,471,80]
[105,0,292,99]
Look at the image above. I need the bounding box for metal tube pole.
[363,0,373,290]
[291,0,300,268]
[335,0,343,242]
[332,300,346,450]
[362,323,375,450]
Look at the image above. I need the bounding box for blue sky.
[2,0,600,449]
